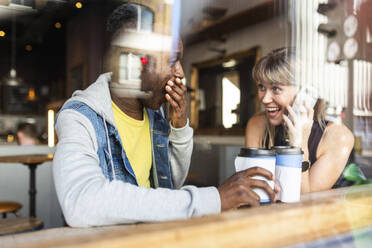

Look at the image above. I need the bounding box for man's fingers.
[249,178,275,201]
[247,188,260,201]
[165,94,179,109]
[174,78,187,92]
[244,167,273,180]
[168,83,185,97]
[236,186,260,207]
[240,195,260,208]
[167,79,186,99]
[165,85,182,102]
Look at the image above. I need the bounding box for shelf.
[185,0,281,46]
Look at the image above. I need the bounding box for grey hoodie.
[53,73,221,227]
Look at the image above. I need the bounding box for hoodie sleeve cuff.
[196,186,221,216]
[169,119,193,143]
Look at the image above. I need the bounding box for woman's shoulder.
[325,121,354,139]
[245,113,266,147]
[320,121,354,150]
[247,112,266,128]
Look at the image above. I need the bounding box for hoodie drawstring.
[103,117,116,181]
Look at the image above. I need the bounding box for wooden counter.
[1,184,371,248]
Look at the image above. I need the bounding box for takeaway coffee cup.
[234,148,276,203]
[272,146,303,203]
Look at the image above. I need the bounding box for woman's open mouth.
[266,107,281,119]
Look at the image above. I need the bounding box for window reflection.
[119,53,143,83]
[126,4,154,32]
[140,6,154,32]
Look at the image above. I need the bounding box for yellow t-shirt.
[112,101,152,188]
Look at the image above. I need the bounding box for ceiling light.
[6,68,23,86]
[55,22,62,29]
[25,44,32,51]
[2,13,24,86]
[27,88,36,101]
[75,2,82,9]
[222,59,237,68]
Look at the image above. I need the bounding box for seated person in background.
[53,3,275,227]
[16,122,39,146]
[245,47,354,193]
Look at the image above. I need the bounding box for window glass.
[119,53,142,83]
[140,6,154,32]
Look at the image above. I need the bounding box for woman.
[245,48,354,193]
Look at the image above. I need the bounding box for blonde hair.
[253,48,326,148]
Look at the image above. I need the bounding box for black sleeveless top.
[308,121,327,165]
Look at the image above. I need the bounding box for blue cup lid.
[272,146,303,155]
[239,148,275,157]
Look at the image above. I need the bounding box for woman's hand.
[283,100,314,147]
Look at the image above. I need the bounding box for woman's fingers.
[286,105,297,125]
[283,115,295,131]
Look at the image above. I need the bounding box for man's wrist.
[171,119,187,128]
[170,118,189,129]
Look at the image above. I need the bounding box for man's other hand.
[218,167,275,211]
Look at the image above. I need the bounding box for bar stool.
[0,217,43,236]
[0,201,22,218]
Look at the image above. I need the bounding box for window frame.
[128,4,154,33]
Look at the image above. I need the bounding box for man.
[53,2,275,227]
[16,122,39,146]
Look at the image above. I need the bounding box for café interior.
[0,0,371,247]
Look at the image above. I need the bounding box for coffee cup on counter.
[272,146,303,203]
[234,148,276,203]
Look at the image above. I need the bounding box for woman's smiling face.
[257,81,297,126]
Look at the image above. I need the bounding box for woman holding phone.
[245,47,354,193]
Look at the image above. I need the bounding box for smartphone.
[291,86,318,115]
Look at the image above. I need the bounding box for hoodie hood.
[63,72,116,127]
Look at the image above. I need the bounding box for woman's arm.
[283,104,354,193]
[301,123,354,193]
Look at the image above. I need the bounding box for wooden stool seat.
[0,217,43,236]
[0,201,22,218]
